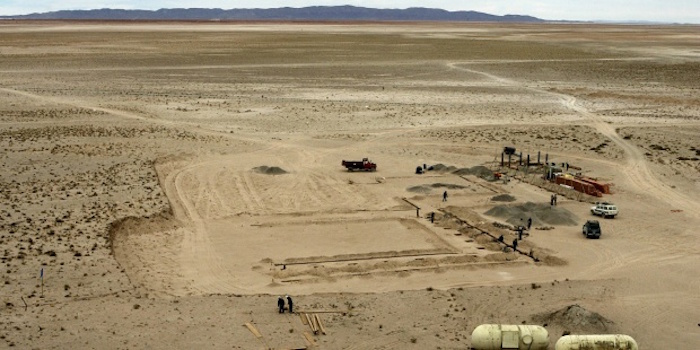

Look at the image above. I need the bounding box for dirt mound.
[491,194,516,202]
[430,183,466,189]
[427,163,495,181]
[407,185,432,194]
[407,183,466,193]
[253,166,288,175]
[452,165,496,181]
[431,163,458,172]
[539,254,568,266]
[485,202,578,226]
[533,304,614,334]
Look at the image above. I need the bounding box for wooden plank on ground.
[303,331,317,346]
[306,313,317,333]
[311,315,320,334]
[314,314,327,335]
[244,322,263,338]
[300,313,308,325]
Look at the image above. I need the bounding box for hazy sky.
[1,0,699,23]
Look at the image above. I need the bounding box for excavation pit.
[205,217,456,271]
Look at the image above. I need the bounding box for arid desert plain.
[1,21,699,349]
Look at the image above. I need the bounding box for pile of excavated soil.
[431,183,466,189]
[428,163,496,181]
[431,163,458,172]
[253,166,288,175]
[407,183,467,193]
[533,304,615,334]
[407,185,432,194]
[452,165,495,181]
[491,194,516,202]
[485,202,578,226]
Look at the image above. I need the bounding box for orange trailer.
[555,176,602,197]
[578,176,611,194]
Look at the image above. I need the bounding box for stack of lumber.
[300,312,327,335]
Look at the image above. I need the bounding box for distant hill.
[1,6,544,22]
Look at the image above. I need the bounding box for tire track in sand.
[557,94,700,216]
[0,86,251,295]
[241,172,266,211]
[446,62,700,216]
[167,161,249,294]
[0,86,296,294]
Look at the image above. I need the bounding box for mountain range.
[1,6,544,22]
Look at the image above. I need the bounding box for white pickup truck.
[591,202,618,218]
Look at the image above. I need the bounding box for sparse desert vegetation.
[1,21,698,349]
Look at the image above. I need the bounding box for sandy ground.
[1,21,699,349]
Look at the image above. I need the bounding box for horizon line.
[1,6,697,25]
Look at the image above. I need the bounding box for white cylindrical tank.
[471,324,549,350]
[555,334,638,350]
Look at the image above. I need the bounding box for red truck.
[342,158,377,172]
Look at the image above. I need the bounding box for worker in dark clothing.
[554,194,558,206]
[498,235,504,243]
[286,295,293,314]
[512,239,518,252]
[527,217,532,230]
[518,226,524,240]
[550,194,555,206]
[278,296,285,313]
[443,191,448,202]
[430,212,435,223]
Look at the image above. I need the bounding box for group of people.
[277,295,294,314]
[550,194,558,206]
[498,234,519,252]
[504,217,534,252]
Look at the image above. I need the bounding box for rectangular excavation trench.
[206,217,458,269]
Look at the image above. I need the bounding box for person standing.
[527,217,532,230]
[512,239,518,252]
[278,296,285,313]
[286,295,294,314]
[443,191,448,202]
